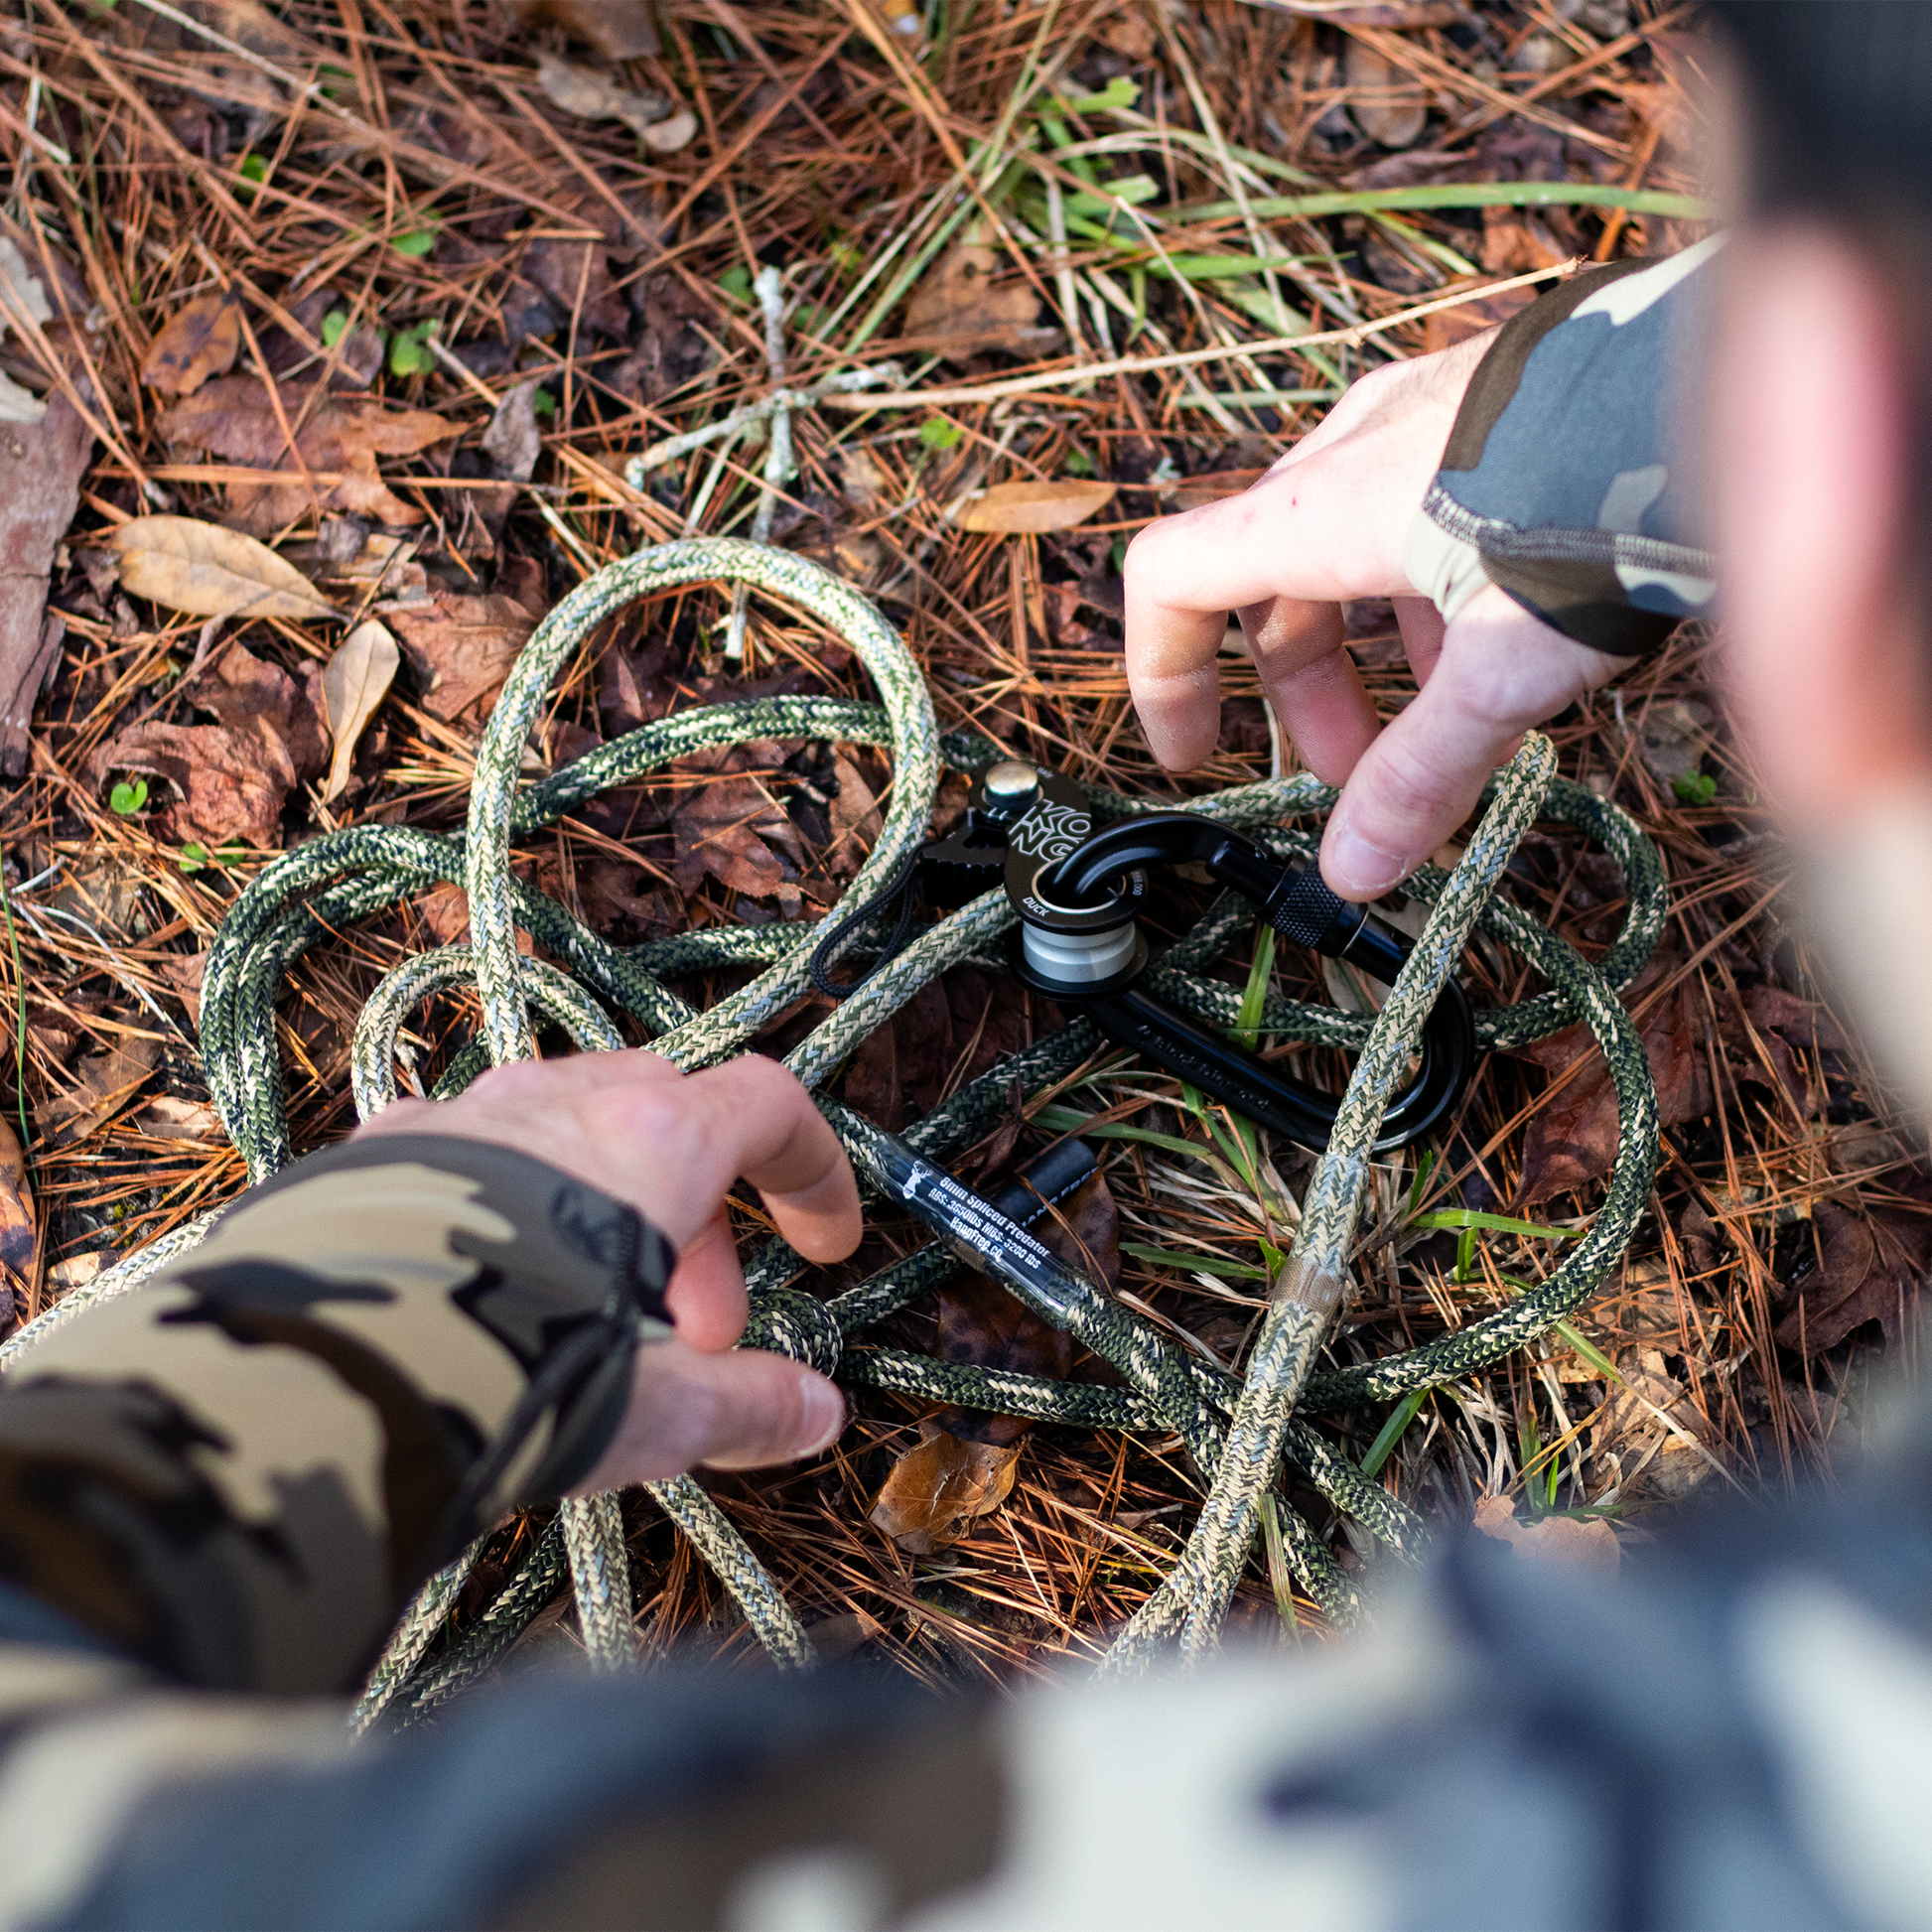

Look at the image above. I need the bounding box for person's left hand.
[1124,336,1632,898]
[355,1048,861,1484]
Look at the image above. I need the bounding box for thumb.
[1318,585,1625,899]
[571,1341,846,1490]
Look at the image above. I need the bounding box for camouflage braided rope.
[0,540,1664,1697]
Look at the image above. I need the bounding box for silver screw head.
[982,760,1040,815]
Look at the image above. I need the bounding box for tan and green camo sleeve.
[0,1134,672,1697]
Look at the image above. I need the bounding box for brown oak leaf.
[86,639,327,847]
[388,592,537,720]
[1513,956,1714,1207]
[1473,1494,1620,1573]
[157,378,458,535]
[1776,1200,1932,1356]
[140,292,241,397]
[672,770,804,898]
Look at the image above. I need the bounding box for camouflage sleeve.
[1404,237,1723,656]
[0,1133,672,1696]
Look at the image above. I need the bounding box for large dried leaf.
[0,1116,37,1283]
[41,1038,160,1150]
[869,1425,1021,1557]
[535,57,695,150]
[1473,1494,1619,1573]
[86,639,328,847]
[1776,1200,1932,1356]
[1345,41,1428,149]
[1513,956,1713,1206]
[0,378,94,774]
[903,226,1056,358]
[958,479,1117,535]
[512,0,660,58]
[481,379,543,484]
[0,238,52,426]
[672,764,805,899]
[320,620,398,800]
[108,517,336,621]
[140,293,241,397]
[157,379,458,536]
[388,593,537,720]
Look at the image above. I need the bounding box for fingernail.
[1325,822,1408,898]
[797,1374,846,1456]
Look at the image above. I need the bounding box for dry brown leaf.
[157,379,459,536]
[388,593,536,721]
[107,517,336,621]
[320,620,398,801]
[1776,1200,1932,1356]
[0,377,94,775]
[1513,956,1713,1206]
[957,480,1117,535]
[870,1424,1022,1556]
[535,57,695,150]
[0,238,52,426]
[42,1038,160,1149]
[87,638,328,847]
[1345,40,1428,149]
[1472,1494,1620,1573]
[1424,282,1537,355]
[671,761,805,899]
[482,379,543,484]
[0,1116,36,1284]
[512,0,660,58]
[140,293,241,397]
[156,953,207,1030]
[903,226,1056,357]
[138,1095,223,1142]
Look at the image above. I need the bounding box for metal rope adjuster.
[921,761,1475,1153]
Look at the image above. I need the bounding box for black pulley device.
[920,761,1475,1153]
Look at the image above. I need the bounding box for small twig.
[724,265,794,663]
[823,262,1577,411]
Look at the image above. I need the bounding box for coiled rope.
[0,539,1663,1711]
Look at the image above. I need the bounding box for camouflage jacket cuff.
[1405,241,1723,656]
[0,1134,672,1693]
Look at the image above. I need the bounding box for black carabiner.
[919,763,1475,1155]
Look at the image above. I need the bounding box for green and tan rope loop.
[0,536,1664,1701]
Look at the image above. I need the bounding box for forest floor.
[0,0,1919,1682]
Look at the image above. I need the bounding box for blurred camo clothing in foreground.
[1406,240,1723,657]
[0,1133,1921,1926]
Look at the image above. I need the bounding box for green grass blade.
[1173,182,1713,225]
[1258,1494,1300,1637]
[1231,924,1276,1052]
[1360,1388,1428,1480]
[1121,1242,1266,1280]
[1410,1209,1582,1241]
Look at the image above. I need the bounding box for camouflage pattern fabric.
[14,1391,1932,1930]
[1405,239,1723,656]
[0,1133,671,1698]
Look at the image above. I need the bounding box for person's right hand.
[356,1049,859,1484]
[1124,328,1633,899]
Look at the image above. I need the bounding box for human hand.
[355,1049,860,1484]
[1123,330,1631,899]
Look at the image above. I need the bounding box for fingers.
[1124,349,1481,774]
[662,1211,749,1353]
[1395,596,1447,685]
[1239,598,1379,785]
[1125,491,1370,773]
[1318,584,1629,898]
[569,1054,860,1270]
[572,1340,846,1490]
